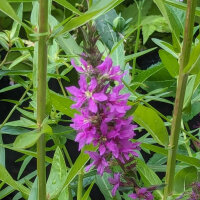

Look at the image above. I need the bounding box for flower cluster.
[66,57,151,199]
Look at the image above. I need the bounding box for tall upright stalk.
[37,0,49,199]
[164,0,197,199]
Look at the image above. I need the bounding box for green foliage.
[46,147,68,199]
[133,104,169,147]
[0,0,200,199]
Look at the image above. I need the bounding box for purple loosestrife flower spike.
[66,56,140,190]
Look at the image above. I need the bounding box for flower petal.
[66,86,80,96]
[93,92,107,101]
[88,99,97,113]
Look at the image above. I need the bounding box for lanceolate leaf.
[13,130,42,149]
[46,147,68,200]
[131,62,164,91]
[81,180,95,200]
[10,3,23,39]
[56,0,124,35]
[0,135,5,167]
[159,49,179,77]
[0,0,32,32]
[136,158,163,199]
[96,173,121,200]
[133,104,169,146]
[53,0,82,15]
[28,177,38,200]
[50,90,77,118]
[138,142,200,168]
[0,164,30,198]
[165,0,200,17]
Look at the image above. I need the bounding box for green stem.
[77,168,84,200]
[0,51,9,69]
[56,67,67,97]
[164,0,197,198]
[37,0,49,199]
[132,0,142,79]
[63,145,73,167]
[67,185,73,200]
[0,83,32,130]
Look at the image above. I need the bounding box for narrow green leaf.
[131,63,164,91]
[0,143,52,163]
[125,47,157,63]
[133,105,169,146]
[56,34,82,64]
[16,107,35,121]
[0,170,36,199]
[56,0,124,35]
[174,166,197,193]
[13,130,42,149]
[0,164,30,198]
[0,0,32,32]
[184,41,200,74]
[50,90,77,118]
[10,3,23,39]
[0,37,9,51]
[0,70,32,76]
[96,173,121,200]
[17,156,32,180]
[0,134,5,167]
[159,49,179,77]
[138,142,200,168]
[81,180,95,200]
[1,126,29,135]
[153,0,181,50]
[0,84,21,93]
[152,38,178,58]
[28,178,38,200]
[53,0,82,15]
[5,117,37,128]
[165,0,200,17]
[8,53,31,69]
[46,147,68,200]
[136,158,163,198]
[0,0,21,23]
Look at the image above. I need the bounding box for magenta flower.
[107,85,131,114]
[129,188,154,200]
[71,58,94,74]
[85,151,109,175]
[75,127,97,150]
[97,57,123,82]
[66,75,107,113]
[108,173,121,196]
